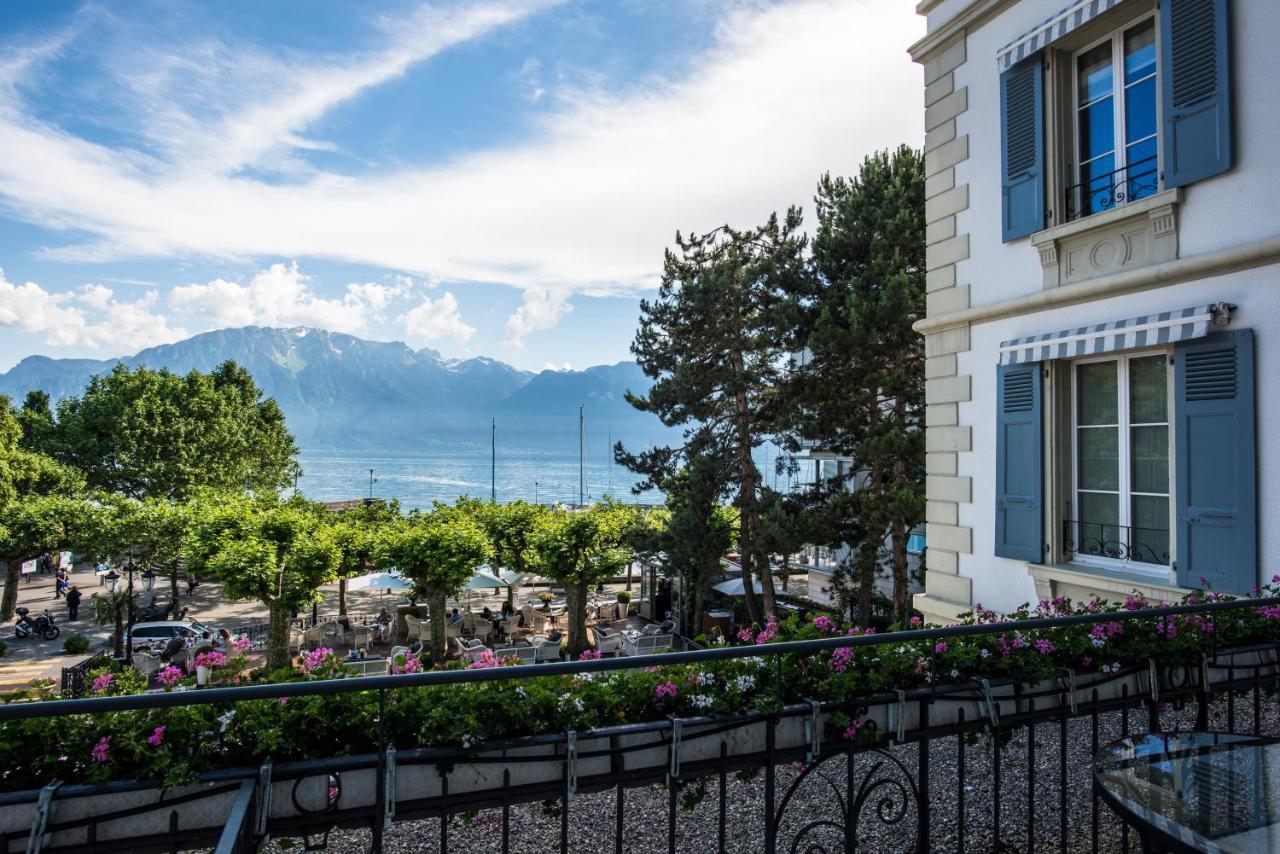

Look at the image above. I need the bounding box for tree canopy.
[49,362,299,500]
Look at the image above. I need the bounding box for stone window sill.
[1030,188,1182,290]
[1026,561,1191,604]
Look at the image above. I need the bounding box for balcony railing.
[1063,155,1159,222]
[8,596,1280,853]
[1063,518,1170,566]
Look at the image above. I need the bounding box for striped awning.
[996,0,1126,71]
[998,304,1234,365]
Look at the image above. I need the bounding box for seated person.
[481,606,493,620]
[161,635,185,662]
[377,607,392,625]
[545,628,563,644]
[448,608,463,624]
[501,600,515,620]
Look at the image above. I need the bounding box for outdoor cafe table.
[1094,731,1280,852]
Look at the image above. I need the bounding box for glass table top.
[1095,732,1280,853]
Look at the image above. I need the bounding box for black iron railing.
[58,653,110,699]
[1063,518,1170,566]
[5,596,1280,853]
[1063,155,1159,222]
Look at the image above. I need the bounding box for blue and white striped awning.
[998,304,1234,365]
[996,0,1126,71]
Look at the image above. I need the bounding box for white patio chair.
[132,651,164,676]
[494,645,538,664]
[454,637,487,664]
[405,614,422,640]
[343,657,391,677]
[520,605,548,634]
[594,628,625,657]
[533,639,563,663]
[352,625,371,649]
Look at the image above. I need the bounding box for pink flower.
[90,673,115,695]
[829,647,854,673]
[156,666,183,688]
[1080,654,1093,667]
[754,621,779,644]
[812,615,835,633]
[1033,638,1054,655]
[91,736,110,763]
[231,636,254,654]
[466,650,500,670]
[578,649,602,661]
[300,647,334,674]
[655,680,678,700]
[736,628,754,643]
[910,616,922,627]
[842,719,864,740]
[194,650,227,670]
[391,655,422,674]
[934,641,949,655]
[147,726,166,747]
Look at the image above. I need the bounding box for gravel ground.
[221,692,1278,853]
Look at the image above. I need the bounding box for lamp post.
[124,554,138,658]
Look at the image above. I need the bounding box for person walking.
[65,585,82,621]
[54,568,69,600]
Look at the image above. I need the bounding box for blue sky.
[0,0,922,372]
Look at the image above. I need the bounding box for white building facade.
[909,0,1280,622]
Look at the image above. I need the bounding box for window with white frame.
[1070,16,1159,219]
[1071,351,1171,568]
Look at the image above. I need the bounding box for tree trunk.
[428,591,448,664]
[757,545,778,621]
[338,579,348,616]
[113,608,125,657]
[1,558,22,623]
[566,581,589,658]
[728,346,764,626]
[890,525,910,624]
[266,603,292,671]
[857,552,874,629]
[169,569,181,615]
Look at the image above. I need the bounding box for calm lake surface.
[296,445,662,510]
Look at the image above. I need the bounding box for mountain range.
[0,327,674,452]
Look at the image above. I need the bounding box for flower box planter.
[1,641,1274,850]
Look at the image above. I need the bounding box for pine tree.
[621,211,808,623]
[787,147,926,625]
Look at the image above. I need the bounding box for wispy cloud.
[0,0,923,303]
[504,287,571,350]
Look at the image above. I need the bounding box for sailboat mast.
[491,417,496,502]
[579,405,585,507]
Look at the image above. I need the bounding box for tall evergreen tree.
[621,211,808,623]
[785,146,926,625]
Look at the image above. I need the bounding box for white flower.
[1091,637,1106,648]
[734,675,756,693]
[217,710,236,733]
[515,686,528,698]
[461,734,474,748]
[896,646,906,654]
[690,694,714,710]
[950,669,960,678]
[980,649,991,659]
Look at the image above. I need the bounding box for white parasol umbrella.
[713,577,784,597]
[347,571,413,604]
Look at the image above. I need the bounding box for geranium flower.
[147,726,166,747]
[91,736,110,763]
[90,673,115,695]
[655,680,678,700]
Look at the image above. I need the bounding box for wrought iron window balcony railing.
[1063,518,1170,566]
[1063,155,1159,222]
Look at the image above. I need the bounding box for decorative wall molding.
[1032,190,1181,289]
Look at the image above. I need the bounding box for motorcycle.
[14,607,60,640]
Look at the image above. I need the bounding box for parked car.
[125,619,213,649]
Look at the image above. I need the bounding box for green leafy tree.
[14,391,54,454]
[0,402,87,621]
[621,212,809,624]
[656,450,737,632]
[529,504,631,657]
[51,362,299,500]
[785,147,926,624]
[377,509,491,663]
[328,499,400,615]
[186,498,339,670]
[469,499,548,604]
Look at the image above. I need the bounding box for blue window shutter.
[995,362,1044,561]
[1000,55,1044,242]
[1160,0,1232,188]
[1174,329,1255,593]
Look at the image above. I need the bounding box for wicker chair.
[520,605,548,635]
[132,651,164,676]
[454,637,487,664]
[594,627,625,657]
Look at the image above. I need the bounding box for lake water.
[296,445,662,510]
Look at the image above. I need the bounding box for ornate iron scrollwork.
[774,747,920,853]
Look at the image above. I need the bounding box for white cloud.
[402,291,475,344]
[0,0,922,295]
[504,287,571,349]
[167,261,403,334]
[0,269,184,352]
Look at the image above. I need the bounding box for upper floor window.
[1069,18,1159,220]
[998,0,1232,243]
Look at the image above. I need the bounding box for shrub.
[616,590,632,604]
[62,634,91,655]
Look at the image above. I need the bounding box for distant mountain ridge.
[0,327,672,452]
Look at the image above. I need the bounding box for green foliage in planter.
[2,582,1279,794]
[62,634,91,655]
[615,590,632,604]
